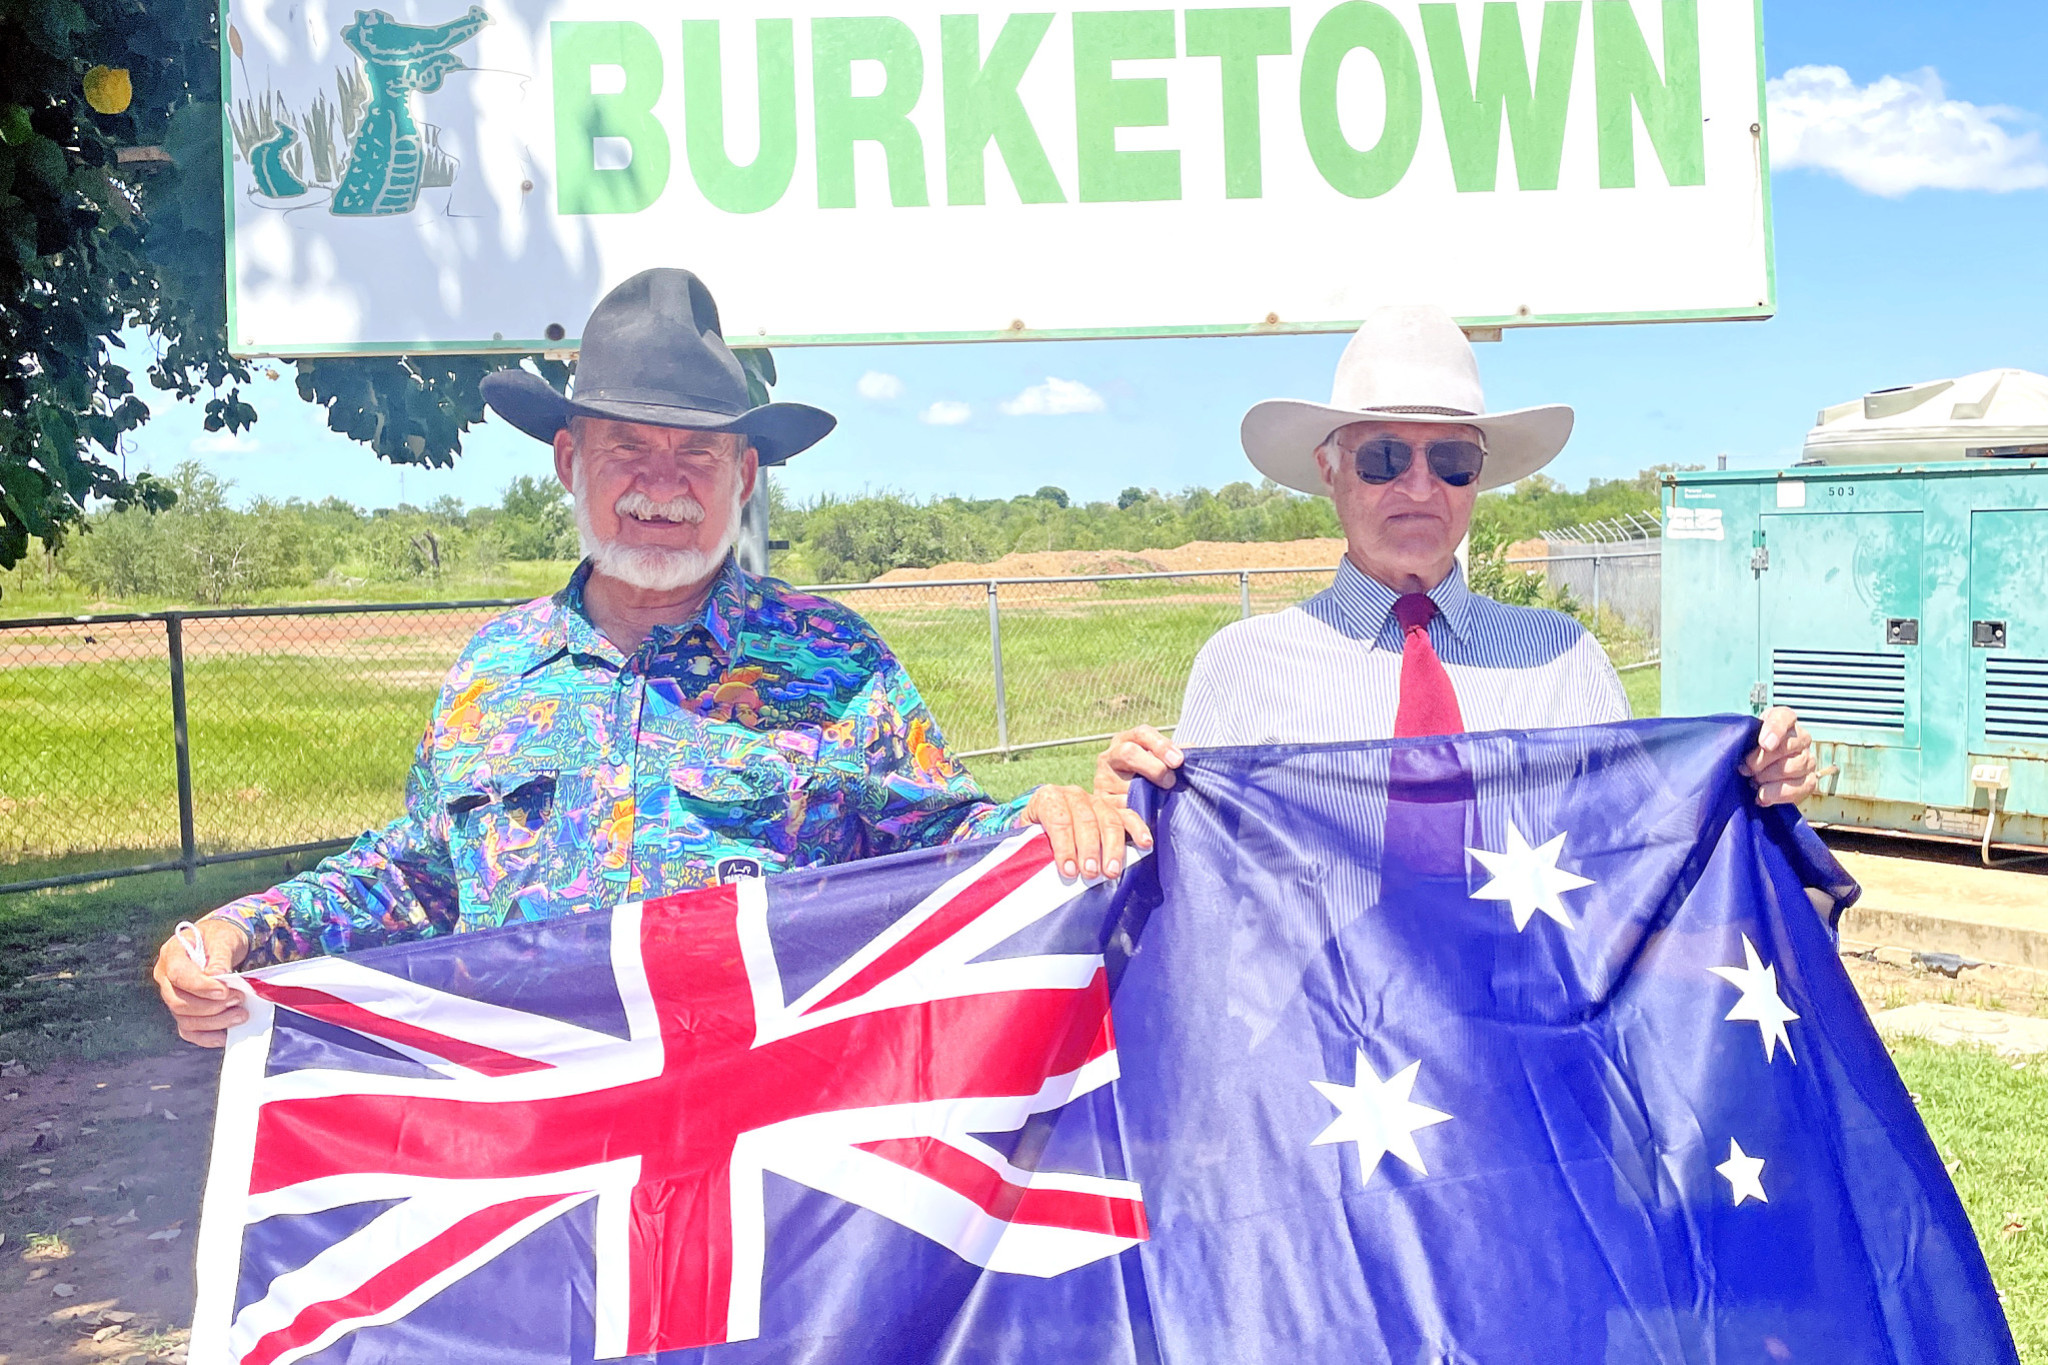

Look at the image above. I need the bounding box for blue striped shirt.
[1176,558,1630,747]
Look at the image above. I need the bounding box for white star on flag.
[1310,1052,1453,1180]
[1716,1138,1768,1206]
[1708,934,1800,1062]
[1467,822,1594,931]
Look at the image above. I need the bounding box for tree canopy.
[0,462,1672,610]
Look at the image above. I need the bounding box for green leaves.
[735,347,777,408]
[201,388,256,433]
[0,0,227,575]
[291,355,535,467]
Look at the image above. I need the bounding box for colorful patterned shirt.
[212,557,1031,966]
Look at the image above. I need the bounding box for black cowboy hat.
[480,269,835,465]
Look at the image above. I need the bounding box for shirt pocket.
[444,761,561,923]
[670,730,835,869]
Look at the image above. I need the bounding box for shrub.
[805,497,950,582]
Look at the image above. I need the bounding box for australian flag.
[192,717,2015,1363]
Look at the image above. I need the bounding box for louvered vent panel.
[1770,650,1906,730]
[1986,656,2048,741]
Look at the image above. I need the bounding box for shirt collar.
[693,554,750,661]
[528,554,750,670]
[1324,556,1474,647]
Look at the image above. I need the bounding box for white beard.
[574,460,745,592]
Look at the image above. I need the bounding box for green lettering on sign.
[551,21,670,215]
[1185,8,1292,199]
[941,13,1065,205]
[682,20,798,214]
[1298,2,1422,199]
[1592,0,1703,188]
[813,16,930,208]
[1421,1,1580,192]
[1072,10,1182,203]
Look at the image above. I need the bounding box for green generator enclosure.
[1661,459,2048,851]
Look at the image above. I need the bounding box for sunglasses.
[1339,435,1487,488]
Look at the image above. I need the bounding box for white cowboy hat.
[1241,304,1574,494]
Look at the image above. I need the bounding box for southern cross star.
[1467,822,1595,931]
[1310,1052,1453,1180]
[1708,934,1800,1063]
[1716,1138,1768,1206]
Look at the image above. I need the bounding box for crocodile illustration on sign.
[330,5,490,217]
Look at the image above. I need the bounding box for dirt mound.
[874,550,1167,583]
[871,539,1342,583]
[1148,539,1345,572]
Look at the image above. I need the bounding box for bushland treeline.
[780,465,1675,581]
[0,462,1673,610]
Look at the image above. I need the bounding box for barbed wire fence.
[0,555,1661,896]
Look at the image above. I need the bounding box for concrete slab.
[1834,849,2048,971]
[1872,1002,2048,1056]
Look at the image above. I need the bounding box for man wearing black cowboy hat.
[156,269,1143,1042]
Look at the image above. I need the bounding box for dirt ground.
[870,537,1347,583]
[3,546,1351,671]
[0,1049,218,1365]
[1843,949,2048,1018]
[0,609,492,670]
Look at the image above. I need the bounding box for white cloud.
[920,400,972,426]
[998,376,1107,417]
[1767,64,2048,197]
[189,429,260,454]
[857,370,904,401]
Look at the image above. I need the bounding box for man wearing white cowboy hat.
[1094,304,1818,805]
[155,267,1145,1045]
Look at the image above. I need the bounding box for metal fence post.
[1239,570,1251,620]
[165,612,198,884]
[986,581,1010,758]
[1591,555,1603,622]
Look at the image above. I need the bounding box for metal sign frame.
[219,0,1775,356]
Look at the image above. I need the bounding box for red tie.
[1392,593,1465,738]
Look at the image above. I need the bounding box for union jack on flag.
[191,830,1148,1364]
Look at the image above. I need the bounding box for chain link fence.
[0,568,1333,894]
[1,601,526,893]
[1513,543,1662,647]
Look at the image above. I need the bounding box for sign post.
[221,0,1771,356]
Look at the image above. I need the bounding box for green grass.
[1,613,494,873]
[0,857,308,1066]
[0,588,1250,880]
[962,747,1098,803]
[1624,663,1661,719]
[3,573,1656,883]
[844,592,1247,755]
[1891,1037,2048,1358]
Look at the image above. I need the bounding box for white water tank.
[1802,369,2048,465]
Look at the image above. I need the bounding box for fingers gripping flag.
[192,719,2016,1364]
[192,830,1148,1364]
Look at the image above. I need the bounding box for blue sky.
[134,0,2048,511]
